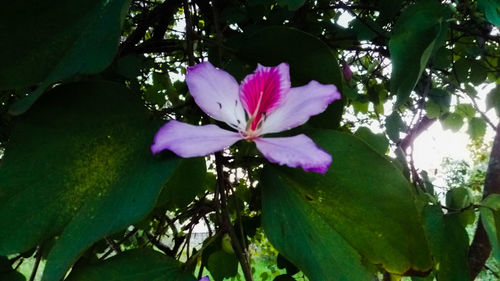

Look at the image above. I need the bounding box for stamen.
[217,102,222,109]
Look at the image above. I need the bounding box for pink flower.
[199,276,210,281]
[151,62,341,173]
[342,62,353,81]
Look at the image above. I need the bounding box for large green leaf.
[262,130,433,281]
[468,117,487,140]
[66,249,196,281]
[155,158,207,210]
[480,194,500,263]
[207,250,238,281]
[389,0,452,105]
[230,26,344,130]
[480,205,500,263]
[0,0,130,114]
[478,0,500,26]
[422,205,469,281]
[0,81,180,281]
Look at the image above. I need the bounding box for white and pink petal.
[186,62,246,130]
[151,120,242,157]
[254,134,332,174]
[239,63,291,130]
[260,80,341,134]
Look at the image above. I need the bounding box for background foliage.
[1,0,500,280]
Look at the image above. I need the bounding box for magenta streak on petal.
[240,66,283,131]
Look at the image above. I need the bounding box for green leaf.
[441,112,464,132]
[468,117,487,140]
[480,207,500,262]
[116,54,155,80]
[386,111,406,142]
[469,61,488,85]
[156,158,206,210]
[426,100,444,118]
[445,187,473,210]
[432,47,452,69]
[1,0,131,115]
[262,130,432,281]
[66,249,196,281]
[428,89,451,111]
[350,18,377,41]
[0,256,25,281]
[389,0,452,105]
[0,81,180,281]
[478,0,500,26]
[453,59,470,83]
[276,0,305,10]
[455,104,475,119]
[354,127,389,155]
[207,250,238,281]
[231,26,344,130]
[481,194,500,211]
[422,205,470,281]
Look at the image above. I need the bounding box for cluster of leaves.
[1,0,500,281]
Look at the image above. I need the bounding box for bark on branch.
[469,123,500,280]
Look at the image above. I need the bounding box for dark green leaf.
[2,0,131,115]
[350,19,377,41]
[232,26,344,130]
[469,61,488,85]
[428,89,451,109]
[66,249,196,281]
[354,126,389,155]
[276,0,305,10]
[468,117,487,140]
[432,47,452,69]
[478,0,500,26]
[156,158,206,210]
[207,250,238,281]
[453,59,470,83]
[116,54,155,80]
[422,205,470,281]
[386,111,406,142]
[389,0,452,105]
[0,81,180,281]
[262,130,432,281]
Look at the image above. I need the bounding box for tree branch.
[398,116,436,152]
[215,152,254,281]
[119,0,183,56]
[469,123,500,279]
